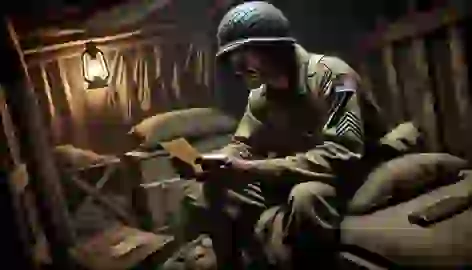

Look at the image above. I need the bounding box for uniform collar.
[262,44,319,100]
[294,44,325,96]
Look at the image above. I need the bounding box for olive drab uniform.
[174,44,392,270]
[219,44,386,187]
[163,2,426,269]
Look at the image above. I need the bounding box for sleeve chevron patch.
[335,111,363,141]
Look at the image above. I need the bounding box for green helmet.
[216,1,295,57]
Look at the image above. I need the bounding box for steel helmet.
[216,1,295,57]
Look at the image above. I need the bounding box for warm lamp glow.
[82,42,109,89]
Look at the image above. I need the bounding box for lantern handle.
[85,42,100,58]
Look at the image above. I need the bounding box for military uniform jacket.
[222,44,386,186]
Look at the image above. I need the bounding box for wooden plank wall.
[358,0,472,159]
[14,25,215,154]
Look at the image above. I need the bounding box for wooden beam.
[19,23,176,51]
[23,24,176,55]
[24,32,180,66]
[359,5,471,53]
[0,17,76,268]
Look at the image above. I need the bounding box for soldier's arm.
[238,57,365,185]
[319,57,364,155]
[218,87,268,160]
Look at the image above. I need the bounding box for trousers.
[180,177,341,270]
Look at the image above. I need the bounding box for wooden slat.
[20,24,176,52]
[428,30,461,153]
[411,38,440,151]
[23,28,165,55]
[393,42,415,121]
[381,45,404,124]
[448,26,472,158]
[360,5,471,53]
[24,34,179,66]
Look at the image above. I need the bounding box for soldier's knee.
[288,182,337,214]
[254,206,280,241]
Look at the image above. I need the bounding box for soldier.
[166,1,405,269]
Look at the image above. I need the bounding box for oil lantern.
[82,42,109,89]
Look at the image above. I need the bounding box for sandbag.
[53,144,116,170]
[129,108,238,150]
[379,122,423,153]
[342,173,472,267]
[348,153,469,215]
[191,134,233,154]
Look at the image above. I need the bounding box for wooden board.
[70,225,174,270]
[160,138,202,174]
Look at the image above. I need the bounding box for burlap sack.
[53,144,115,170]
[379,122,423,153]
[342,172,472,267]
[129,108,238,150]
[348,153,469,215]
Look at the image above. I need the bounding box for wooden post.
[123,154,155,231]
[0,170,38,270]
[0,85,37,269]
[0,18,75,269]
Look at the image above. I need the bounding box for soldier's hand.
[194,154,253,182]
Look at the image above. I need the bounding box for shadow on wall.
[269,0,362,62]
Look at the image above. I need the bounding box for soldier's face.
[230,49,289,90]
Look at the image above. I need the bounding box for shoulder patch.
[324,74,358,129]
[333,74,357,94]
